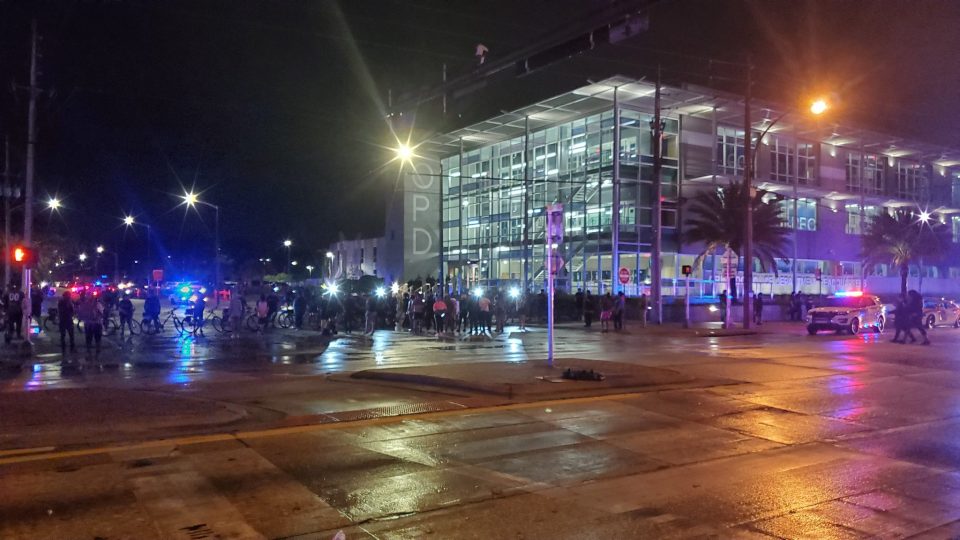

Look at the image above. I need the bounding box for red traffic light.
[11,246,34,267]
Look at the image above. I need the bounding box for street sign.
[618,267,630,285]
[152,269,164,283]
[546,203,564,242]
[550,253,564,275]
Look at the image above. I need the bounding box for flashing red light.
[835,291,863,297]
[11,245,34,266]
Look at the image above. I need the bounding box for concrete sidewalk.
[350,358,712,399]
[0,386,248,451]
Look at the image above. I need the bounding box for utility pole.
[21,20,40,344]
[650,70,663,324]
[3,137,11,288]
[742,58,754,330]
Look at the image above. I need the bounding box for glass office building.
[414,76,960,297]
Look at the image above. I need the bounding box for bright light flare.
[390,282,400,294]
[183,191,199,206]
[326,251,335,259]
[123,215,135,226]
[395,143,414,162]
[78,253,88,262]
[47,197,61,210]
[96,245,104,254]
[810,98,829,115]
[327,283,339,295]
[508,287,520,299]
[283,239,292,247]
[472,287,483,298]
[918,210,931,223]
[375,286,386,298]
[708,305,718,312]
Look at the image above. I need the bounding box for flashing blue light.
[180,286,190,293]
[834,291,864,297]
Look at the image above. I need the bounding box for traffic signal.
[681,265,693,276]
[11,245,35,267]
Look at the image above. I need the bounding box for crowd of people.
[573,289,634,332]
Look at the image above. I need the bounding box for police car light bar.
[835,291,863,297]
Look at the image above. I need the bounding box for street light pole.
[743,60,754,330]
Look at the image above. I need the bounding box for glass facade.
[428,87,959,297]
[441,107,678,294]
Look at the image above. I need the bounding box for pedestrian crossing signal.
[681,265,693,276]
[12,246,34,267]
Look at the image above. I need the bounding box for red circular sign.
[618,267,630,285]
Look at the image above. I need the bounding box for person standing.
[118,294,135,337]
[77,293,104,355]
[57,290,76,354]
[908,290,930,345]
[574,288,584,321]
[614,291,626,331]
[599,292,614,333]
[294,292,307,330]
[753,292,764,326]
[583,290,595,328]
[494,294,507,333]
[5,283,23,343]
[144,291,161,333]
[638,292,648,328]
[446,294,458,333]
[256,294,269,333]
[538,289,547,323]
[719,290,728,324]
[365,293,379,335]
[192,294,206,337]
[478,293,492,334]
[31,286,43,334]
[228,290,245,337]
[431,295,447,336]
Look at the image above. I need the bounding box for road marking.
[0,391,646,466]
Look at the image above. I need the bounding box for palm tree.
[683,181,792,271]
[862,209,950,297]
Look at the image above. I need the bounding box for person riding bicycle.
[144,291,161,332]
[118,294,135,337]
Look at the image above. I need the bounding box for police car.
[922,298,960,329]
[806,292,886,335]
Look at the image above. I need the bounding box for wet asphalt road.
[5,322,960,537]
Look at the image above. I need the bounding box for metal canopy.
[419,75,960,169]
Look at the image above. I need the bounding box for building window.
[845,205,880,235]
[846,154,883,195]
[897,161,924,200]
[717,127,745,175]
[797,143,815,185]
[953,216,960,243]
[769,137,793,184]
[779,198,817,231]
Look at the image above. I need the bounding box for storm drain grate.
[332,401,464,422]
[180,523,215,539]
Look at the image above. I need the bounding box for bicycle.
[142,308,188,335]
[105,314,141,336]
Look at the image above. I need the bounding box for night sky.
[0,0,957,276]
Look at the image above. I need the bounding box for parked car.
[922,298,960,329]
[806,292,885,335]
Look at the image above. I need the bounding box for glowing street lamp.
[96,245,104,254]
[123,215,135,226]
[78,252,87,262]
[918,210,931,223]
[810,98,829,116]
[179,190,222,299]
[46,197,61,211]
[305,265,314,277]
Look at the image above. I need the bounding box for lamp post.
[122,215,152,284]
[181,191,221,305]
[742,95,830,329]
[96,245,120,284]
[306,265,314,278]
[283,239,292,274]
[325,251,335,281]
